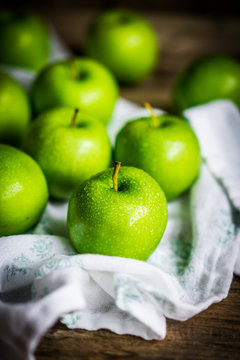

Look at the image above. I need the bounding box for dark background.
[0,0,239,16]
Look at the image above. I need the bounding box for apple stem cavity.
[70,58,78,79]
[71,108,79,127]
[144,102,159,127]
[112,161,121,191]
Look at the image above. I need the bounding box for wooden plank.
[36,277,240,360]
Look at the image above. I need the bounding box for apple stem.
[112,161,121,191]
[144,102,159,127]
[70,58,78,78]
[71,108,79,127]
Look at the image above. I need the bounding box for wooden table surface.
[35,11,240,360]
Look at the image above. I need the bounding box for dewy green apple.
[31,57,119,125]
[0,71,31,146]
[23,107,112,200]
[115,103,201,200]
[0,144,48,236]
[67,162,168,260]
[86,9,159,84]
[172,55,240,114]
[0,12,49,70]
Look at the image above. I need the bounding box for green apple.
[115,104,201,200]
[0,71,31,146]
[0,144,48,236]
[172,55,240,114]
[67,162,168,260]
[23,107,112,200]
[0,12,49,71]
[86,9,159,84]
[31,58,119,125]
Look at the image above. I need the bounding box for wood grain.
[31,11,240,360]
[36,277,240,360]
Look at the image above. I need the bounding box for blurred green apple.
[0,144,48,236]
[0,12,50,71]
[31,58,119,125]
[172,55,240,114]
[115,104,201,200]
[68,163,168,260]
[86,9,159,84]
[24,107,112,200]
[0,70,31,146]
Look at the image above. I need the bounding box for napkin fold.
[185,102,240,275]
[0,97,240,360]
[185,101,240,212]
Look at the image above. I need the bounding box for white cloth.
[185,102,240,211]
[0,27,240,360]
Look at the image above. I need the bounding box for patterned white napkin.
[0,98,240,360]
[185,101,240,275]
[185,101,240,212]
